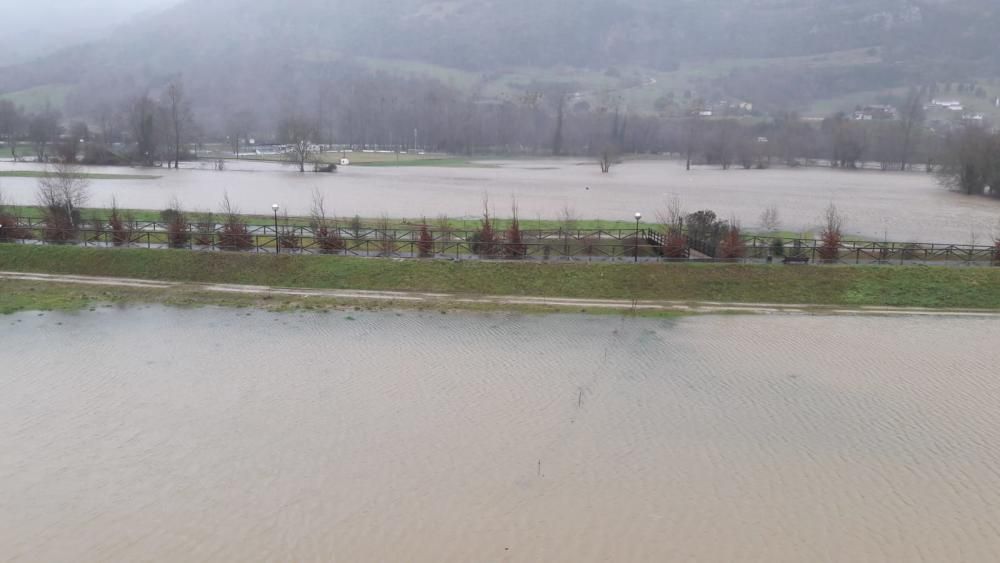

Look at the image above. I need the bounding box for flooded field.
[3,158,999,243]
[2,307,1000,562]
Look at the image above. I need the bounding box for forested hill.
[1,0,997,118]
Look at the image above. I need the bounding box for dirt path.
[4,271,1000,318]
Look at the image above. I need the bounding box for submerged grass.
[0,171,160,180]
[1,245,1000,310]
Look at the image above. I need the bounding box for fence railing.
[0,216,997,266]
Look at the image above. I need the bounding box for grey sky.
[0,0,181,62]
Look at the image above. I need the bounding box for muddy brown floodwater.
[2,159,999,243]
[2,307,1000,562]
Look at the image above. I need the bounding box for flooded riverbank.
[2,308,999,561]
[2,159,998,243]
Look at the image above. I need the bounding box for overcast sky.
[0,0,181,62]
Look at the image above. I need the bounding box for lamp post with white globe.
[634,212,642,263]
[272,204,280,254]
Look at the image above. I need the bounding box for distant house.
[931,99,963,110]
[853,105,897,120]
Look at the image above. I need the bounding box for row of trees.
[4,74,996,201]
[0,71,948,173]
[937,127,1000,197]
[0,80,192,167]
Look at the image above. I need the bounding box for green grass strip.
[2,245,1000,309]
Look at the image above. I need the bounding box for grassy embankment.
[2,245,1000,315]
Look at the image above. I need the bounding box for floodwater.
[2,158,999,243]
[2,307,1000,562]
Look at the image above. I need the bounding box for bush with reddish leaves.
[472,199,498,258]
[0,213,32,241]
[718,222,746,259]
[316,226,345,254]
[218,195,253,251]
[504,206,527,259]
[219,221,253,251]
[108,204,133,247]
[277,228,300,251]
[193,214,215,246]
[663,231,688,259]
[818,203,844,262]
[417,223,434,258]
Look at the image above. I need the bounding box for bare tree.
[818,203,844,262]
[682,117,702,171]
[36,162,90,241]
[559,204,579,231]
[937,126,1000,197]
[759,205,781,233]
[226,109,257,159]
[28,106,62,163]
[129,93,158,166]
[897,89,925,172]
[280,114,316,173]
[599,145,618,173]
[0,101,23,154]
[166,80,191,170]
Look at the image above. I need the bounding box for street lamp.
[634,212,643,263]
[272,204,280,254]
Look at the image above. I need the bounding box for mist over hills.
[1,0,998,125]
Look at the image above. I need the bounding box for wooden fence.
[1,216,997,266]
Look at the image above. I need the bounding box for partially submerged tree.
[226,109,258,159]
[28,107,61,163]
[165,80,192,169]
[129,94,158,166]
[279,114,316,173]
[937,126,1000,197]
[599,145,618,173]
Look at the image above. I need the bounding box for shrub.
[166,210,190,249]
[472,198,498,258]
[417,223,434,257]
[374,215,395,256]
[194,213,215,246]
[277,228,300,250]
[316,226,345,253]
[108,201,133,247]
[818,203,844,262]
[504,204,527,259]
[218,195,253,251]
[770,237,785,257]
[718,222,746,259]
[663,231,688,259]
[0,213,32,241]
[309,189,344,254]
[219,221,253,251]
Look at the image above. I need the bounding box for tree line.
[1,74,996,198]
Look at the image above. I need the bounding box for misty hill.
[0,0,180,66]
[1,0,998,121]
